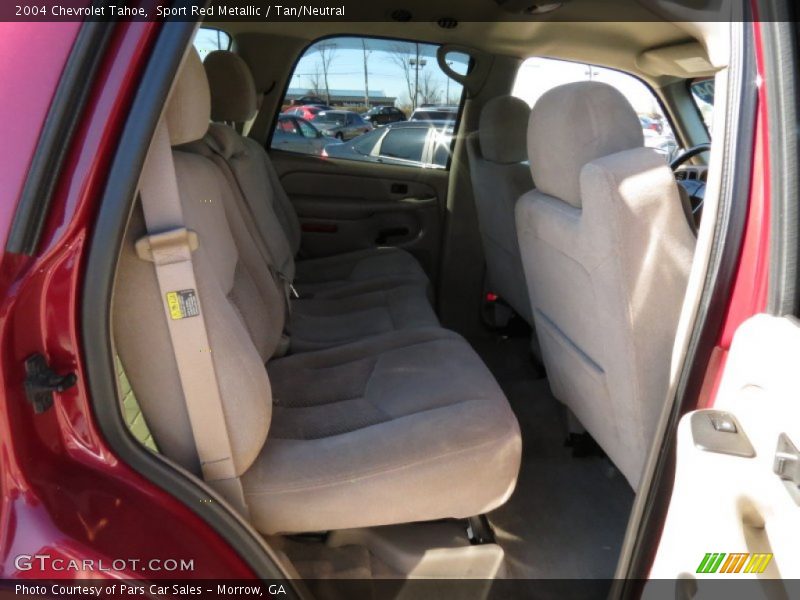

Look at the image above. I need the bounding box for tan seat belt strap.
[136,119,249,518]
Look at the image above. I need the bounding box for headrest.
[528,81,644,208]
[165,47,210,146]
[204,50,258,124]
[479,95,530,164]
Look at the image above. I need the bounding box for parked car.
[362,105,406,126]
[311,110,373,140]
[292,95,326,105]
[639,114,664,134]
[272,115,335,155]
[324,120,453,168]
[282,104,331,121]
[409,105,459,122]
[644,128,678,162]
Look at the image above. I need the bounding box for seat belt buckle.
[135,228,199,264]
[289,284,300,299]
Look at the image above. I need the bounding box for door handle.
[774,433,800,505]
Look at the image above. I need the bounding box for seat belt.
[135,119,250,518]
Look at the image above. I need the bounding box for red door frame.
[0,21,256,580]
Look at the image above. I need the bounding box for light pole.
[410,43,427,109]
[446,60,454,104]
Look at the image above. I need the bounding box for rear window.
[315,113,346,126]
[193,28,231,59]
[379,128,427,162]
[411,110,456,121]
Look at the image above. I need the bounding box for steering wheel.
[670,142,711,170]
[670,143,711,218]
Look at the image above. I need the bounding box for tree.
[305,62,324,97]
[361,39,372,108]
[315,42,337,105]
[418,70,442,106]
[386,42,416,109]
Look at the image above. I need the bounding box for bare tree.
[386,42,415,109]
[304,62,324,97]
[361,39,372,108]
[418,70,442,106]
[315,42,337,105]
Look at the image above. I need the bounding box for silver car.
[311,110,373,141]
[271,115,334,155]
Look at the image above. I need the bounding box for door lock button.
[709,414,737,433]
[691,410,755,458]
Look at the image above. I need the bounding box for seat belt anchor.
[135,228,199,263]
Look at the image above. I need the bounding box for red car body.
[0,18,773,582]
[282,104,328,121]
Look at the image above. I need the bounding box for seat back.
[113,48,283,475]
[203,50,302,280]
[516,81,696,486]
[466,95,533,323]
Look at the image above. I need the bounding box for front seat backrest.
[515,81,696,487]
[466,95,533,324]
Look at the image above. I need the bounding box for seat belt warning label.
[166,290,200,320]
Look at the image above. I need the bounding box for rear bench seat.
[113,48,521,534]
[179,51,438,352]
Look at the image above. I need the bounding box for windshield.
[690,79,715,134]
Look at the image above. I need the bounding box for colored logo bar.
[696,552,773,574]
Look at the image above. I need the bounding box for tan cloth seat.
[249,328,521,533]
[113,47,521,533]
[515,81,695,487]
[466,95,533,323]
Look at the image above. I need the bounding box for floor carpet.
[470,334,635,582]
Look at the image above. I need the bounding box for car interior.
[105,2,730,585]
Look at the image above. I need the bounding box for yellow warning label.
[166,289,200,320]
[166,292,183,320]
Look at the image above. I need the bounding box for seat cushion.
[294,247,429,298]
[289,284,439,353]
[242,329,522,534]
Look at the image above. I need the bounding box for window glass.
[431,130,454,167]
[353,129,383,155]
[193,28,231,60]
[273,36,466,166]
[379,128,427,162]
[513,57,678,162]
[277,118,299,135]
[690,78,715,134]
[297,119,318,138]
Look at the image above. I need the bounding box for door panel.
[270,150,448,280]
[649,314,800,589]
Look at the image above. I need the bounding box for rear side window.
[379,128,427,162]
[193,28,231,59]
[272,36,466,168]
[513,57,678,163]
